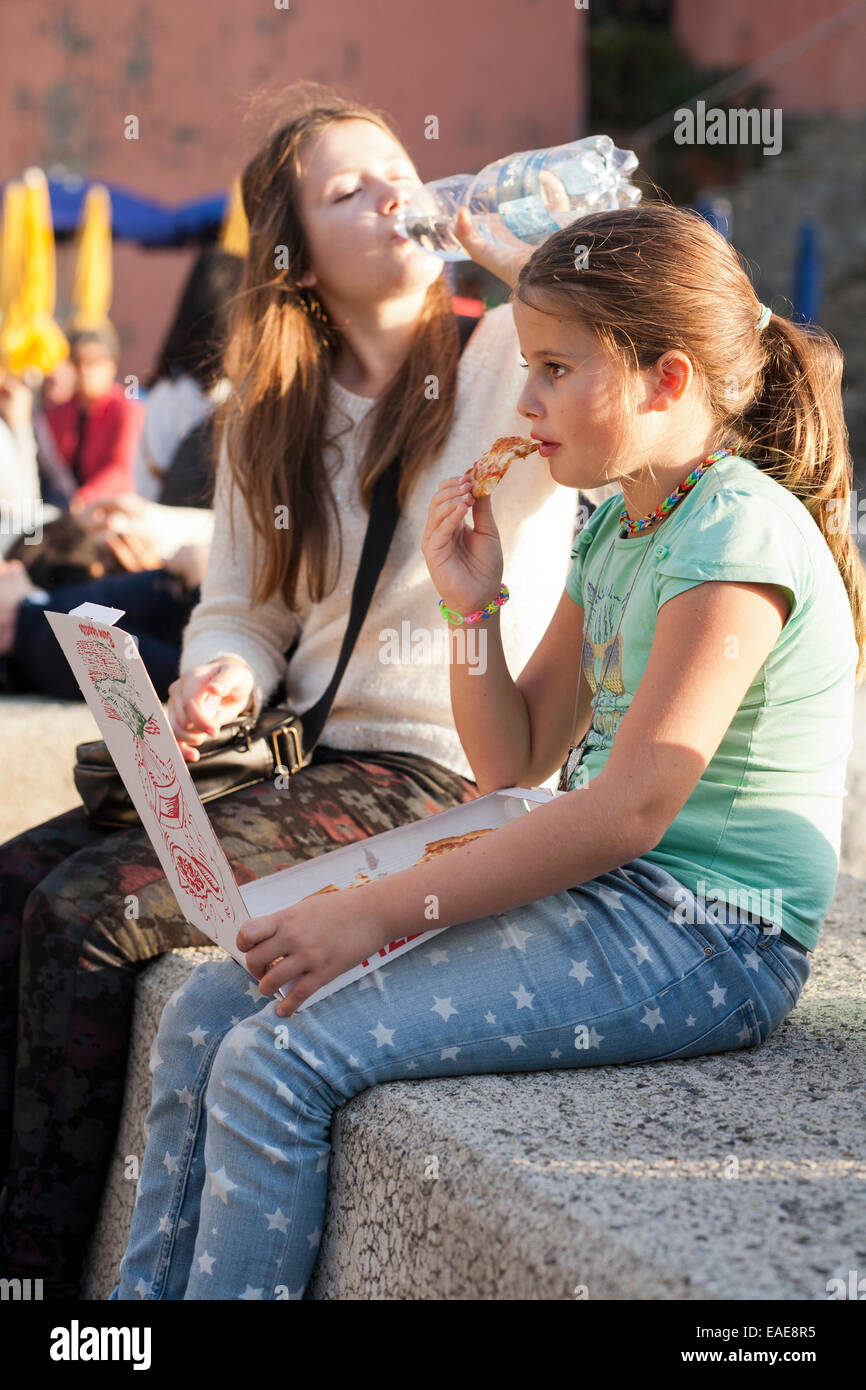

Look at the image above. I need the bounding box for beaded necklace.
[617,447,737,537]
[557,446,738,791]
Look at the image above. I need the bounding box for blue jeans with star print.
[112,855,810,1300]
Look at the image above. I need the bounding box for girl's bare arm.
[446,589,594,793]
[422,475,593,793]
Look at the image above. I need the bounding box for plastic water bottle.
[395,135,641,261]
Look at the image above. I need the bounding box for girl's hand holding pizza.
[237,887,387,1017]
[422,474,504,618]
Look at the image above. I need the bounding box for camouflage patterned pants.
[0,744,479,1298]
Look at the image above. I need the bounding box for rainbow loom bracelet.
[439,584,510,626]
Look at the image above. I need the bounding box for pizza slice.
[464,436,539,498]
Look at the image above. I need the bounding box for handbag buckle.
[271,720,304,775]
[216,716,256,753]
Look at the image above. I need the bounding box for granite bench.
[1,692,863,1299]
[82,873,866,1301]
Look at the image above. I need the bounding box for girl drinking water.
[114,202,864,1300]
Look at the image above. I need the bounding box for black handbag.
[73,705,303,828]
[73,312,484,830]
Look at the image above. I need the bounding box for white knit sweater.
[180,305,619,781]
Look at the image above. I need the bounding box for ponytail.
[733,314,866,682]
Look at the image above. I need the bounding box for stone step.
[0,696,100,843]
[82,874,866,1301]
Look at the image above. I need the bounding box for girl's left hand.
[452,171,565,287]
[452,207,534,289]
[237,886,388,1017]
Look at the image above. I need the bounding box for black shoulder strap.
[297,313,480,752]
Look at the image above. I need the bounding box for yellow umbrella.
[0,166,68,373]
[0,179,27,366]
[69,182,113,332]
[219,175,248,258]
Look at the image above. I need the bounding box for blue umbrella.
[0,173,229,246]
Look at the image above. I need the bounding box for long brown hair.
[214,82,460,609]
[516,203,866,682]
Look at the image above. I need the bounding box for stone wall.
[0,0,587,387]
[675,0,866,117]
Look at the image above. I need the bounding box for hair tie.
[756,303,772,332]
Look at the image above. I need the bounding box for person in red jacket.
[42,323,144,508]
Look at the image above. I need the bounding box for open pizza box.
[46,602,556,1011]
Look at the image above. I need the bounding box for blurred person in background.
[0,250,243,695]
[39,357,76,409]
[37,323,144,510]
[0,373,45,559]
[0,511,203,700]
[132,245,237,501]
[68,245,244,571]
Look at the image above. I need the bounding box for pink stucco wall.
[674,0,866,116]
[0,0,586,383]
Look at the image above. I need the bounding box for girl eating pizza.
[114,199,863,1300]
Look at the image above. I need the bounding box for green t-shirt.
[564,455,858,952]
